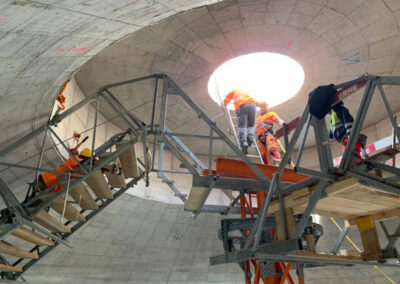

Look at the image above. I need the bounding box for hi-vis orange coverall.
[223,89,258,112]
[255,112,281,165]
[40,156,83,192]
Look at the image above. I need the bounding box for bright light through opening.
[208,53,305,109]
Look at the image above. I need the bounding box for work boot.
[238,127,248,153]
[247,127,255,147]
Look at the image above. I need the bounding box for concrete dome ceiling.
[0,0,400,168]
[75,0,400,154]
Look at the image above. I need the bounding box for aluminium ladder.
[213,81,264,163]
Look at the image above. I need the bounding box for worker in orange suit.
[224,89,258,154]
[255,102,285,165]
[38,148,92,193]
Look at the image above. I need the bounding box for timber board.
[270,176,400,221]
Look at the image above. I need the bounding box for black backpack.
[308,84,336,119]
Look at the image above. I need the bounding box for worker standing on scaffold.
[223,89,258,154]
[255,102,285,165]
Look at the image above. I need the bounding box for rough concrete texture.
[18,194,400,284]
[0,0,222,194]
[52,77,122,156]
[75,0,400,154]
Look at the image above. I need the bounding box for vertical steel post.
[89,97,99,172]
[158,79,168,133]
[294,114,311,168]
[209,127,213,176]
[377,84,400,144]
[150,78,159,132]
[340,79,376,169]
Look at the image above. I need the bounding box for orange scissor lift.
[205,158,309,284]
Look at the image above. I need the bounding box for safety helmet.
[259,101,268,113]
[78,148,91,158]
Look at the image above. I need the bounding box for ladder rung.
[175,193,187,197]
[246,155,260,158]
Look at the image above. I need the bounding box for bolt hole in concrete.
[208,52,305,108]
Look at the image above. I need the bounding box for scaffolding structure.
[0,74,399,282]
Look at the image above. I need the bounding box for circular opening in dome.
[208,52,305,109]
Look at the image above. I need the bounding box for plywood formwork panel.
[0,242,38,259]
[185,186,207,211]
[51,197,86,222]
[68,183,99,210]
[33,211,71,233]
[117,144,139,178]
[0,227,54,246]
[85,170,114,199]
[270,176,400,221]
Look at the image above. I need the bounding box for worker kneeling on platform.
[223,89,258,154]
[255,102,285,165]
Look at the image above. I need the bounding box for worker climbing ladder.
[213,78,264,162]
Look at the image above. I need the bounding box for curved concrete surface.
[1,0,400,282]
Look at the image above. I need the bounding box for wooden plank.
[289,251,362,261]
[346,207,400,226]
[295,207,357,220]
[33,211,71,233]
[305,234,316,253]
[356,216,382,259]
[268,188,312,213]
[333,186,400,208]
[100,158,127,189]
[105,171,127,189]
[0,242,38,259]
[276,208,296,241]
[285,208,296,239]
[317,196,388,215]
[185,186,208,211]
[0,264,22,273]
[69,183,99,210]
[117,144,139,178]
[51,197,86,221]
[0,227,54,246]
[85,170,113,199]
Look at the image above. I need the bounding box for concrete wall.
[51,77,123,157]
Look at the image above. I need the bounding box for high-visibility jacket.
[329,102,354,143]
[223,89,257,112]
[41,156,83,193]
[255,112,280,137]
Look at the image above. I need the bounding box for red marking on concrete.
[287,41,292,47]
[58,47,88,52]
[0,17,5,21]
[380,0,393,11]
[72,47,88,51]
[129,2,136,6]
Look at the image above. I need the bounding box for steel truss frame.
[101,74,272,216]
[210,75,400,271]
[97,74,400,279]
[1,74,400,280]
[0,88,151,279]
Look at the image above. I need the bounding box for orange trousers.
[257,133,281,165]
